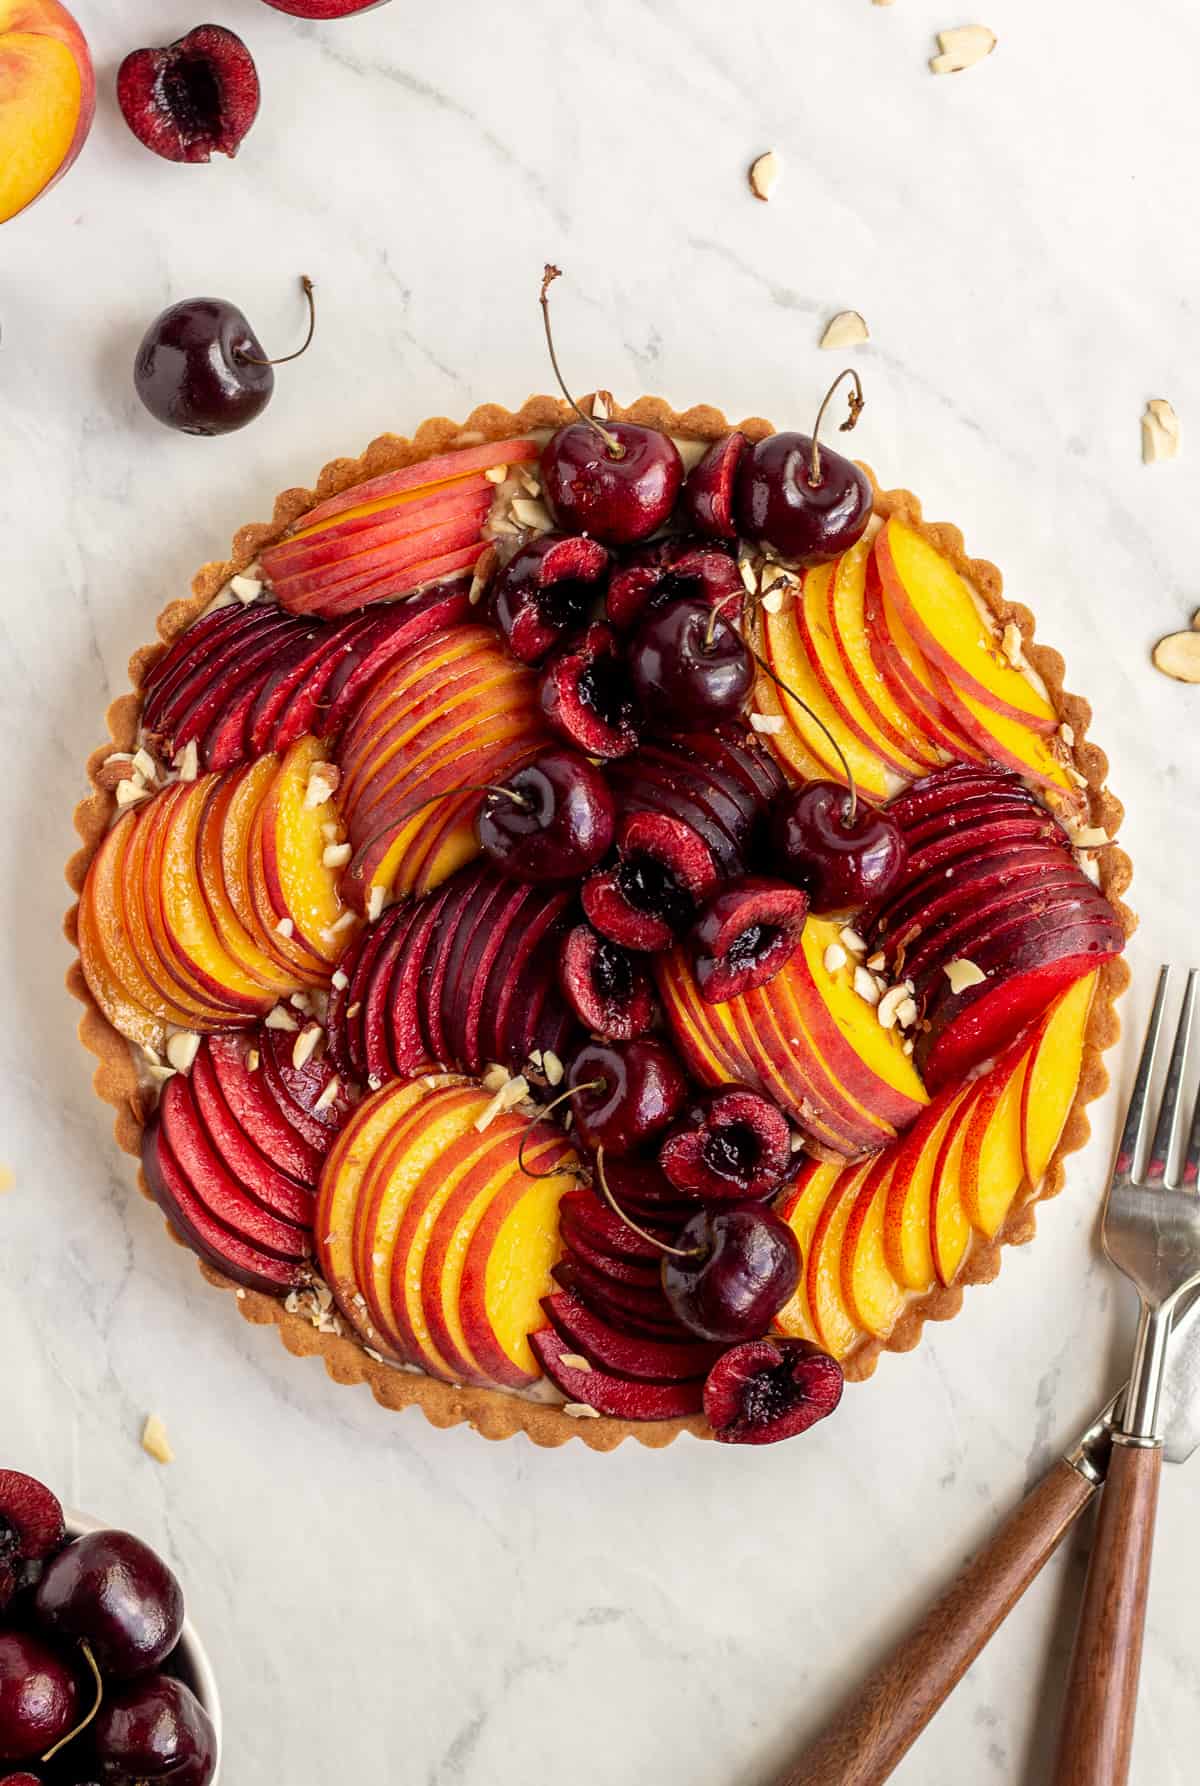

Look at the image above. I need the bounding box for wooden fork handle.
[774,1458,1096,1786]
[1051,1438,1162,1786]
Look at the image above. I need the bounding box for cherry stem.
[539,265,626,460]
[703,587,744,650]
[747,639,859,824]
[517,1081,604,1181]
[41,1641,102,1763]
[237,275,317,369]
[808,366,865,488]
[593,1147,705,1260]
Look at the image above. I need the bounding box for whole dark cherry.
[536,266,684,545]
[0,1631,78,1763]
[662,1204,800,1343]
[566,1039,688,1156]
[33,1531,183,1682]
[478,749,614,882]
[770,781,907,914]
[91,1675,217,1786]
[134,276,315,437]
[628,597,753,728]
[734,370,872,567]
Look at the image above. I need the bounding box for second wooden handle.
[775,1458,1096,1786]
[1051,1439,1162,1786]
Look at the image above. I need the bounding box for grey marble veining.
[2,1,1198,1781]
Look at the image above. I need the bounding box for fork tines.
[1116,966,1200,1190]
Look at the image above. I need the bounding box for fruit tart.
[66,371,1133,1450]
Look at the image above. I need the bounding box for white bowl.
[64,1510,222,1780]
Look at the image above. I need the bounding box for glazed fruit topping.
[703,1337,844,1445]
[566,1038,688,1155]
[477,749,614,882]
[628,596,753,729]
[0,1473,65,1612]
[770,781,907,914]
[689,876,809,1001]
[539,622,641,758]
[34,1531,183,1681]
[489,533,608,665]
[117,25,260,164]
[0,1630,79,1763]
[558,923,656,1040]
[537,268,684,545]
[661,1203,800,1342]
[606,538,742,631]
[89,1673,217,1786]
[735,370,872,567]
[682,433,747,541]
[581,811,719,951]
[135,276,316,437]
[658,1084,791,1200]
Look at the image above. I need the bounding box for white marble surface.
[3,1,1200,1781]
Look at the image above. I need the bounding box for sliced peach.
[841,1154,906,1338]
[197,771,296,999]
[746,623,832,784]
[76,874,163,1053]
[79,814,195,1038]
[882,1090,971,1292]
[763,959,901,1148]
[0,0,94,225]
[929,1086,982,1287]
[806,1164,871,1358]
[159,776,275,1014]
[828,539,942,771]
[265,479,491,575]
[134,787,240,1025]
[314,1078,433,1344]
[863,554,983,761]
[876,520,1057,734]
[763,597,895,800]
[930,667,1076,793]
[1021,971,1096,1184]
[798,556,931,779]
[959,1044,1030,1238]
[289,438,540,537]
[794,917,929,1126]
[258,736,356,963]
[774,1161,842,1344]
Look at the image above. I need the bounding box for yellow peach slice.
[883,1090,972,1292]
[461,1148,578,1385]
[930,1088,981,1287]
[801,556,931,779]
[933,673,1076,793]
[960,1047,1030,1238]
[0,1,94,225]
[763,598,895,800]
[260,736,356,961]
[806,1164,872,1358]
[877,520,1057,734]
[841,1155,906,1339]
[197,773,296,999]
[1021,971,1096,1184]
[159,777,276,1013]
[829,540,942,770]
[798,917,929,1118]
[774,1161,844,1344]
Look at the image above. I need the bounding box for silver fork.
[1052,966,1200,1786]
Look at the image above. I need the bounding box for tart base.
[65,394,1133,1450]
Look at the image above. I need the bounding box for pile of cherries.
[466,344,905,1440]
[0,1472,215,1786]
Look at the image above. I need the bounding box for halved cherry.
[689,877,809,1002]
[606,537,742,631]
[703,1336,844,1444]
[0,1471,66,1612]
[539,622,640,758]
[559,923,656,1040]
[582,811,720,951]
[682,432,748,540]
[658,1084,791,1200]
[490,533,609,665]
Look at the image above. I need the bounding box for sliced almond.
[330,968,350,991]
[481,1063,510,1092]
[115,777,151,810]
[562,1402,601,1418]
[748,150,782,202]
[132,747,159,784]
[141,1414,174,1465]
[930,25,996,73]
[1001,621,1024,668]
[265,1004,300,1032]
[230,574,262,603]
[1058,721,1076,747]
[95,752,136,791]
[174,739,199,783]
[823,942,848,974]
[542,1049,564,1087]
[1069,822,1112,850]
[292,1023,322,1070]
[322,841,352,869]
[944,957,987,994]
[819,310,870,351]
[876,985,910,1031]
[840,926,868,957]
[1142,398,1181,464]
[854,965,881,1006]
[484,464,508,484]
[313,1075,341,1113]
[511,496,553,532]
[304,762,340,810]
[474,1073,531,1133]
[275,917,295,939]
[749,711,785,735]
[559,1354,593,1373]
[246,1048,260,1071]
[164,1031,201,1073]
[1152,630,1200,684]
[366,885,385,922]
[865,950,887,972]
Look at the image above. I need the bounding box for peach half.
[0,0,94,225]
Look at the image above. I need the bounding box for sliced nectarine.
[763,595,895,800]
[0,0,94,225]
[774,1161,843,1345]
[159,776,276,1014]
[197,771,296,999]
[828,539,943,771]
[929,1087,981,1287]
[794,918,929,1126]
[806,1164,871,1359]
[959,1045,1030,1238]
[841,1155,906,1339]
[875,520,1057,735]
[1021,970,1096,1185]
[881,1090,971,1292]
[289,438,539,536]
[929,668,1075,793]
[258,736,356,963]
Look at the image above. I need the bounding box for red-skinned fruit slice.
[530,1326,705,1418]
[550,1258,692,1339]
[582,811,719,951]
[599,1154,701,1222]
[682,433,748,541]
[259,1025,351,1142]
[142,603,273,738]
[319,584,473,734]
[156,1073,311,1260]
[689,878,809,1002]
[559,923,656,1041]
[605,537,742,631]
[325,903,402,1076]
[188,1045,314,1225]
[489,533,609,665]
[542,1291,723,1382]
[539,622,641,758]
[560,1223,664,1288]
[143,1120,309,1295]
[205,1032,322,1183]
[558,1190,674,1261]
[658,1084,792,1200]
[703,1337,844,1444]
[117,25,260,163]
[886,765,1027,828]
[900,813,1070,884]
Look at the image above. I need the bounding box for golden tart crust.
[65,394,1133,1450]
